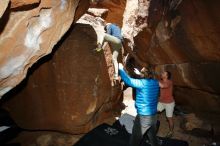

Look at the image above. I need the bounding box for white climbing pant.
[103,33,122,78]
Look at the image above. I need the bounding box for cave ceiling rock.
[0,0,89,99]
[0,0,10,18]
[10,0,40,9]
[77,9,107,48]
[87,8,108,18]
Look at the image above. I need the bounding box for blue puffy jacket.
[106,24,123,40]
[119,68,159,116]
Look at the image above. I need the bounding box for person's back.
[134,78,159,116]
[106,24,122,40]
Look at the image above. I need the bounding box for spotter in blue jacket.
[119,68,159,116]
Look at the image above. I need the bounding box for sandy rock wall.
[90,0,126,27]
[1,0,220,134]
[0,0,86,98]
[2,9,122,133]
[148,0,220,112]
[119,0,220,112]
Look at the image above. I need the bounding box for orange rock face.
[151,0,220,112]
[10,0,40,9]
[1,0,220,135]
[0,0,88,98]
[90,0,126,27]
[122,0,220,113]
[2,11,122,133]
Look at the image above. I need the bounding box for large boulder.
[3,12,122,133]
[0,0,89,98]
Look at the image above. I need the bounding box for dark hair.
[166,71,172,80]
[104,25,107,32]
[142,67,155,79]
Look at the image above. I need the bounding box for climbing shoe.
[165,131,173,138]
[95,47,102,52]
[95,43,102,52]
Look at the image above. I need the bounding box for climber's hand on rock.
[118,63,123,70]
[134,68,141,75]
[95,43,103,52]
[95,47,102,52]
[97,42,102,48]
